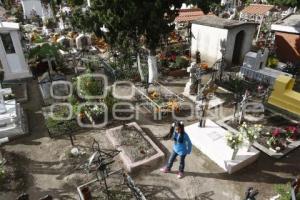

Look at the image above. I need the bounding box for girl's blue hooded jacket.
[172,131,192,156]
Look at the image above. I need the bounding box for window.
[1,33,16,54]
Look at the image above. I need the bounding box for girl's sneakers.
[160,168,184,179]
[177,172,184,179]
[160,167,170,173]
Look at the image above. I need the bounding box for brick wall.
[275,32,300,64]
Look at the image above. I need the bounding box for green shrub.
[268,56,279,69]
[170,56,189,69]
[77,74,104,97]
[175,57,189,68]
[275,184,300,200]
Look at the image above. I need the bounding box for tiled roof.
[241,4,275,15]
[175,8,204,22]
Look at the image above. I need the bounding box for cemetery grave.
[0,1,300,200]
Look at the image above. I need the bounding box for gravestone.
[76,34,91,50]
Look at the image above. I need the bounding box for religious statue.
[195,50,201,64]
[197,78,218,127]
[188,62,202,95]
[234,89,250,124]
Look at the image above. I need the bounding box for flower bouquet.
[225,132,244,160]
[239,123,262,152]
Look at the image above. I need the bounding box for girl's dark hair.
[164,122,176,140]
[164,121,185,142]
[177,121,185,143]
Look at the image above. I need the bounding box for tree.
[185,0,220,14]
[267,0,299,7]
[2,0,12,10]
[13,5,24,23]
[69,0,183,83]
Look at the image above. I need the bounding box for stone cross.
[187,62,200,95]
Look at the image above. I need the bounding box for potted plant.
[239,123,262,152]
[225,132,244,160]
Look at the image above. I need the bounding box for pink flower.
[272,128,281,137]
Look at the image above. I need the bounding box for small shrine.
[191,15,256,67]
[0,22,32,81]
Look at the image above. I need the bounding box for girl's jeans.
[166,151,186,172]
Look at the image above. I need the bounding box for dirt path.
[1,79,300,200]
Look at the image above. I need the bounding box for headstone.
[57,36,73,49]
[76,34,91,50]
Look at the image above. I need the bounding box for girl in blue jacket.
[160,121,192,179]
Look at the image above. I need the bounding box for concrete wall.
[275,32,300,64]
[191,24,228,66]
[191,23,256,67]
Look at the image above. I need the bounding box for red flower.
[171,54,176,62]
[286,126,299,139]
[286,126,297,134]
[272,128,281,137]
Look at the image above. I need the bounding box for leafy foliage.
[274,184,300,200]
[45,106,79,136]
[170,56,189,69]
[77,74,104,97]
[69,0,183,53]
[2,0,12,10]
[267,56,279,69]
[46,117,78,136]
[267,0,299,7]
[29,43,61,60]
[67,0,84,7]
[185,0,220,14]
[13,6,24,23]
[44,18,57,29]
